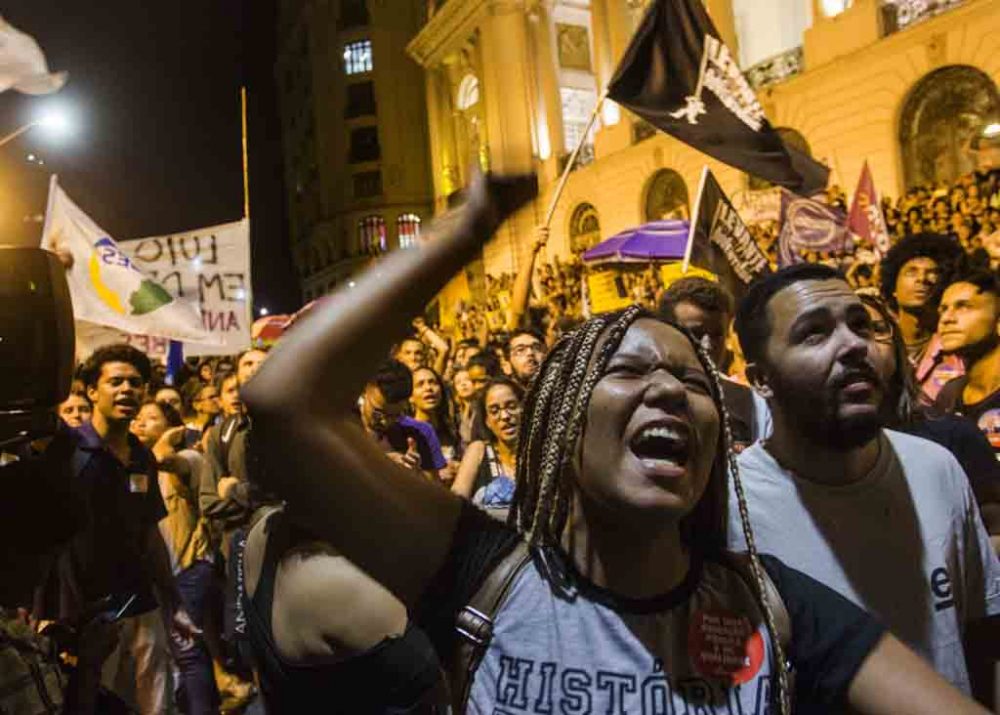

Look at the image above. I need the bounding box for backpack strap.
[450,540,532,709]
[723,551,795,705]
[218,414,243,474]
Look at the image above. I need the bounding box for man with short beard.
[728,264,1000,699]
[504,328,546,389]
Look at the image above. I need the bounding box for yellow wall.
[411,0,999,277]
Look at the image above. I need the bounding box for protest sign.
[777,189,851,266]
[41,178,211,344]
[120,219,251,356]
[684,168,770,302]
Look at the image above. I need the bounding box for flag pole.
[543,89,609,229]
[681,167,710,274]
[240,86,250,220]
[40,173,58,248]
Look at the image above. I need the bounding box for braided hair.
[508,305,791,715]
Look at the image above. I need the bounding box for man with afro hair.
[879,232,966,401]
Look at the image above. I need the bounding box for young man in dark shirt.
[69,344,199,714]
[936,271,1000,456]
[659,277,767,451]
[360,360,446,480]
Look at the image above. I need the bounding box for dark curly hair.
[879,233,965,310]
[79,344,152,389]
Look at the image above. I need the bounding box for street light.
[0,105,73,149]
[259,307,269,316]
[984,123,1000,139]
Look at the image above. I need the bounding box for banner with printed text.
[119,220,252,356]
[40,179,213,345]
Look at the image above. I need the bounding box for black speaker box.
[0,247,75,416]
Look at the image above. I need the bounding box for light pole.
[0,107,72,149]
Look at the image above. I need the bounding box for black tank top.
[239,511,445,713]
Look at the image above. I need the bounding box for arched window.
[456,74,480,111]
[644,169,689,222]
[748,127,812,191]
[358,215,387,254]
[900,66,999,190]
[569,203,601,254]
[397,213,421,249]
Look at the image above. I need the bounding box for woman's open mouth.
[629,421,691,475]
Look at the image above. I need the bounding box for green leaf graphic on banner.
[130,279,174,315]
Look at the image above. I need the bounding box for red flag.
[847,161,891,256]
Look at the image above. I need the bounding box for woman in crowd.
[451,378,522,520]
[131,399,219,714]
[186,381,222,443]
[860,294,1000,551]
[241,173,987,714]
[451,367,479,449]
[410,366,461,482]
[57,384,92,428]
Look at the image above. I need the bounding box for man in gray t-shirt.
[729,430,1000,692]
[729,264,1000,698]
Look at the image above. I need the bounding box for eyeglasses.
[870,319,895,344]
[487,402,521,418]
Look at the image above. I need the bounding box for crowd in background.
[11,164,1000,714]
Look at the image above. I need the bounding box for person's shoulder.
[733,441,772,475]
[934,375,967,410]
[400,416,436,441]
[884,429,974,501]
[884,428,964,470]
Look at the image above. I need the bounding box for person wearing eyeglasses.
[186,383,221,437]
[451,377,524,521]
[360,360,446,482]
[504,328,547,389]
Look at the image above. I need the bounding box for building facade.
[407,0,999,311]
[276,0,434,302]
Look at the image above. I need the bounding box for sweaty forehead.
[100,361,141,380]
[611,319,701,367]
[768,278,857,324]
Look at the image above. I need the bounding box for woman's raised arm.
[242,173,536,606]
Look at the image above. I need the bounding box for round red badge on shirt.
[688,609,765,684]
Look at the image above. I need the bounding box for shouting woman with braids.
[241,173,987,714]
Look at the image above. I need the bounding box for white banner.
[119,219,252,356]
[41,178,212,343]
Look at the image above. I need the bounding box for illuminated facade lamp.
[602,100,620,127]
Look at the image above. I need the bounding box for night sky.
[1,0,299,313]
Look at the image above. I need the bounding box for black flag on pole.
[607,0,829,196]
[684,168,771,302]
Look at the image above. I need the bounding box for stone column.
[479,2,535,174]
[589,0,614,90]
[528,2,564,160]
[423,67,458,210]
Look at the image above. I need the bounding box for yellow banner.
[587,271,632,314]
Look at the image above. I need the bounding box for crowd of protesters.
[4,164,999,714]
